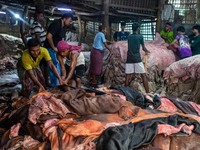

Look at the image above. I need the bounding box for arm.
[104,42,111,52]
[27,69,45,92]
[170,39,178,45]
[46,60,62,84]
[46,32,58,51]
[142,45,150,54]
[65,53,78,83]
[141,35,150,54]
[57,54,66,80]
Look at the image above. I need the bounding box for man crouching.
[17,39,63,97]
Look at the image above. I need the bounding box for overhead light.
[14,13,20,19]
[0,11,6,14]
[57,8,72,11]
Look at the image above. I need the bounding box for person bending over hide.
[57,40,85,88]
[170,26,192,59]
[160,22,174,44]
[44,13,73,87]
[125,23,150,93]
[17,39,63,98]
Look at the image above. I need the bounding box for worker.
[89,25,111,87]
[160,22,174,44]
[44,13,73,87]
[113,27,119,41]
[117,22,129,41]
[31,11,46,46]
[190,25,200,56]
[17,39,63,98]
[170,26,192,59]
[31,10,49,87]
[125,23,150,93]
[57,40,85,88]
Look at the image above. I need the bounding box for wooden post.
[20,6,29,47]
[156,0,165,32]
[103,0,111,40]
[83,21,87,43]
[77,15,82,46]
[196,0,200,24]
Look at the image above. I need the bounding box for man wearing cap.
[17,39,63,98]
[44,13,73,87]
[160,22,174,44]
[57,40,85,88]
[117,22,129,41]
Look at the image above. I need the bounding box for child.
[171,26,192,59]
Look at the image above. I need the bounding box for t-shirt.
[44,19,65,48]
[31,21,46,46]
[126,33,144,63]
[175,34,192,58]
[65,51,85,66]
[160,29,174,44]
[93,32,106,51]
[22,47,51,70]
[190,35,200,56]
[117,31,129,41]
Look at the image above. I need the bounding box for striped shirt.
[31,21,46,46]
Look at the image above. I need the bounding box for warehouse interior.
[0,0,200,149]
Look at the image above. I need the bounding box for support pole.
[20,6,29,47]
[156,0,165,32]
[77,15,82,46]
[103,0,110,40]
[83,21,87,43]
[196,0,200,24]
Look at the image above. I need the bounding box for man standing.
[44,13,73,87]
[31,11,46,46]
[125,23,150,93]
[89,25,111,87]
[17,39,63,98]
[160,22,174,44]
[190,25,200,56]
[117,22,129,41]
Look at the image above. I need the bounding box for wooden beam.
[115,10,156,18]
[20,6,29,47]
[103,0,110,40]
[109,4,156,12]
[77,15,82,46]
[83,21,87,42]
[196,0,200,23]
[156,0,165,32]
[75,11,102,16]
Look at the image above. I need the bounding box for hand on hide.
[59,78,65,85]
[145,50,150,55]
[63,79,70,85]
[38,85,45,93]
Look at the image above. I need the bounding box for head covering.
[57,40,70,52]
